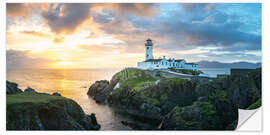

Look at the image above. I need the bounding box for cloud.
[200,51,261,62]
[181,3,216,12]
[20,30,51,38]
[7,49,55,69]
[85,32,100,39]
[92,10,114,24]
[53,36,65,44]
[150,16,261,52]
[41,3,92,34]
[94,3,260,56]
[92,3,159,17]
[78,44,112,52]
[7,3,49,18]
[7,3,30,17]
[109,3,159,17]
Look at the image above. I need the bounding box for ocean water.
[6,68,230,130]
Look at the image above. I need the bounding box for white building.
[137,38,198,71]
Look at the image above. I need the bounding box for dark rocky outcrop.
[24,87,37,93]
[159,101,237,130]
[52,92,61,96]
[87,79,120,104]
[87,80,111,103]
[6,81,23,94]
[7,81,100,130]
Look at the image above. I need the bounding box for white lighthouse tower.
[145,38,154,60]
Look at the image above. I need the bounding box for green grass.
[169,68,203,75]
[112,68,157,91]
[247,98,261,110]
[120,77,156,91]
[7,92,70,112]
[111,68,147,82]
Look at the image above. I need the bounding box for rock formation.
[87,68,261,130]
[6,81,23,94]
[6,81,100,130]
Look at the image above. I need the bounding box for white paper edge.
[236,107,262,131]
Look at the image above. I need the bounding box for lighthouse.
[145,38,154,60]
[137,38,198,71]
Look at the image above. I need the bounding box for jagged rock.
[24,87,37,93]
[87,80,115,104]
[6,81,23,94]
[52,92,61,96]
[140,103,161,114]
[159,102,220,130]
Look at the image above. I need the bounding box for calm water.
[7,68,229,130]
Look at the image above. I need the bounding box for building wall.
[184,64,198,71]
[138,59,198,71]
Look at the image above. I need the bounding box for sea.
[6,68,230,130]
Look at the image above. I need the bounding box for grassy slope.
[112,68,156,91]
[7,92,71,113]
[111,68,194,107]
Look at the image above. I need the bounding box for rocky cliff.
[87,68,261,130]
[7,81,100,130]
[6,81,23,94]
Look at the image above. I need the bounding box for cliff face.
[87,68,261,130]
[7,82,100,130]
[6,81,23,94]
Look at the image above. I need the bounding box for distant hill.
[197,60,261,69]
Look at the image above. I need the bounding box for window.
[147,54,149,57]
[147,47,149,49]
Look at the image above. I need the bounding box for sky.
[6,3,262,69]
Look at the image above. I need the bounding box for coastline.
[6,81,101,130]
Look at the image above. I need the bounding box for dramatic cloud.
[41,3,158,35]
[42,4,92,34]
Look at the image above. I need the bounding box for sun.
[58,61,72,67]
